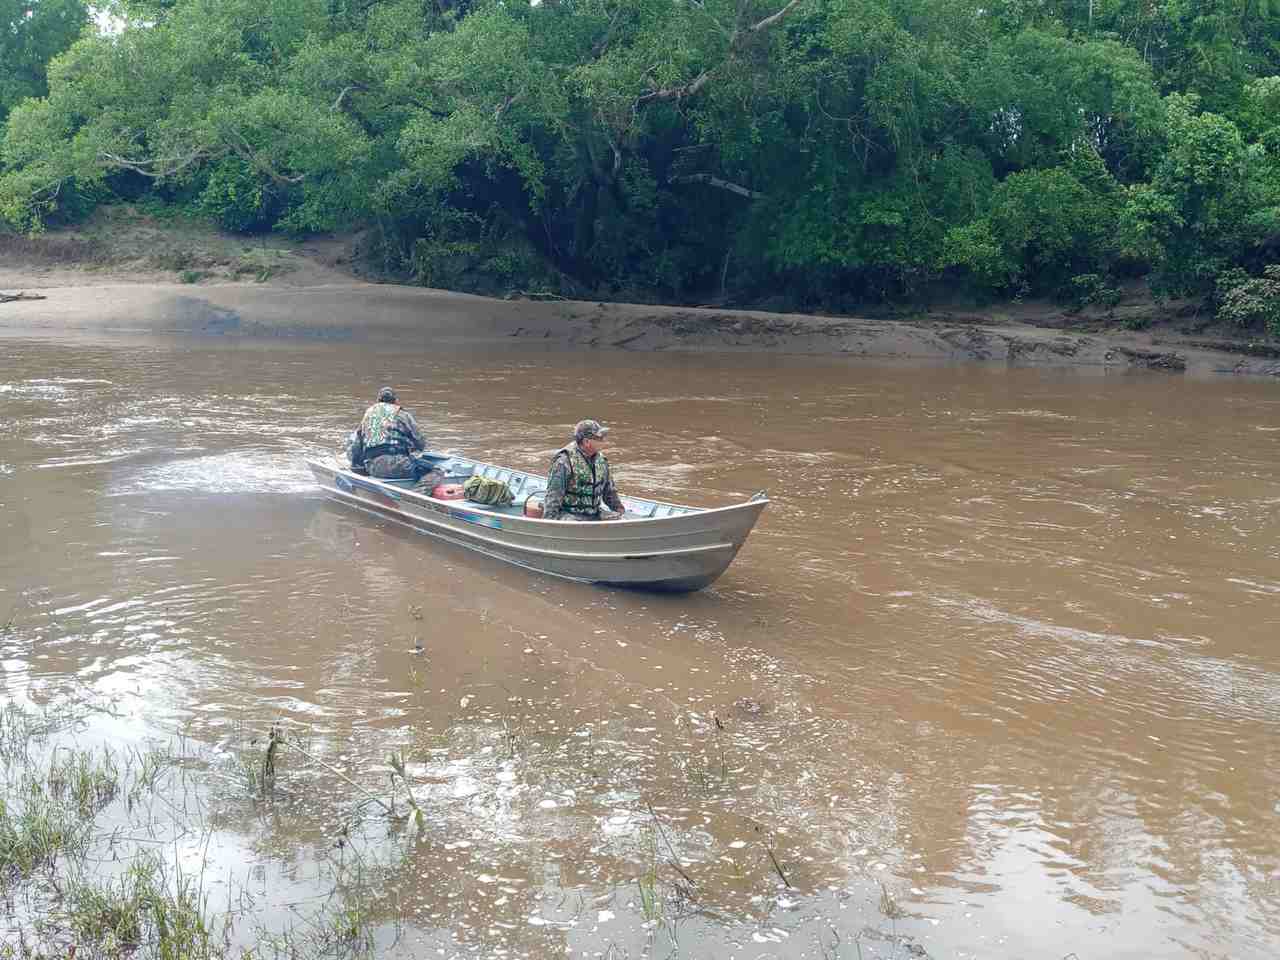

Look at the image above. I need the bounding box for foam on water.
[111,450,319,495]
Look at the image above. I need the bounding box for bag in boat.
[462,475,515,507]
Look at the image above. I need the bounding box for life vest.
[556,444,609,516]
[360,402,411,455]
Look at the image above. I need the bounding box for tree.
[1,0,374,230]
[1119,94,1275,294]
[1,0,1279,310]
[0,0,90,123]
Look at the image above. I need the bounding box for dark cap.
[377,386,397,403]
[574,419,609,442]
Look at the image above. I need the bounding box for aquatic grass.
[222,721,284,798]
[59,853,227,960]
[47,747,120,816]
[0,717,116,885]
[0,718,415,960]
[0,702,36,765]
[0,702,70,767]
[123,743,176,811]
[387,752,425,829]
[631,804,700,944]
[0,779,94,883]
[878,881,906,920]
[314,893,378,959]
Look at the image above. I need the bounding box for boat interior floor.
[369,467,697,519]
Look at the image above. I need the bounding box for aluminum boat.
[305,453,767,592]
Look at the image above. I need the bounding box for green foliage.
[1119,94,1276,296]
[976,30,1165,179]
[197,159,279,232]
[1069,274,1123,310]
[1,0,1279,314]
[942,150,1123,296]
[66,854,224,958]
[0,1,90,123]
[1217,265,1280,333]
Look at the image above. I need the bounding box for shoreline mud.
[3,278,1279,378]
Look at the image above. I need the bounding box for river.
[2,330,1278,959]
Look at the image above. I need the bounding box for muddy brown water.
[2,330,1279,959]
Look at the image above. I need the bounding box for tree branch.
[97,148,213,179]
[636,1,800,109]
[332,83,367,111]
[226,133,305,185]
[595,112,623,178]
[493,91,523,120]
[591,3,625,58]
[638,70,711,104]
[748,0,803,34]
[673,173,766,199]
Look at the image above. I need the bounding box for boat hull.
[305,459,767,592]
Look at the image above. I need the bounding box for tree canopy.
[1,1,90,122]
[3,0,1280,316]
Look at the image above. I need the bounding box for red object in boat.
[432,483,465,500]
[524,496,545,518]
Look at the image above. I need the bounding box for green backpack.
[463,474,515,507]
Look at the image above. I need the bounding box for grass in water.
[47,748,120,816]
[60,854,225,959]
[0,777,93,882]
[0,702,37,765]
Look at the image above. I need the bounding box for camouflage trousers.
[367,453,437,481]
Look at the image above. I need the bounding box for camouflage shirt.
[351,404,427,470]
[543,445,623,519]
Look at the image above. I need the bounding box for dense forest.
[3,1,1280,325]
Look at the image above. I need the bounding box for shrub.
[1068,273,1122,310]
[1217,265,1280,334]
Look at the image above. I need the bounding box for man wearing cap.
[542,419,626,521]
[350,387,434,480]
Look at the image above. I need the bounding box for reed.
[61,854,224,959]
[0,778,94,881]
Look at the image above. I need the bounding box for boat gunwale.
[304,457,770,525]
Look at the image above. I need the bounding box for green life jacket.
[557,444,609,515]
[360,402,409,454]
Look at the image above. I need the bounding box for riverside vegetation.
[0,695,400,959]
[1,1,1279,329]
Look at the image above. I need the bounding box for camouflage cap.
[377,386,397,403]
[574,419,610,441]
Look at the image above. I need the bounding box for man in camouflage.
[350,387,434,480]
[543,419,626,521]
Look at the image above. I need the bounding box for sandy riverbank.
[3,210,1278,377]
[6,278,1280,378]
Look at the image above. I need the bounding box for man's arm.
[602,471,624,514]
[543,456,570,520]
[350,429,366,471]
[400,409,427,452]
